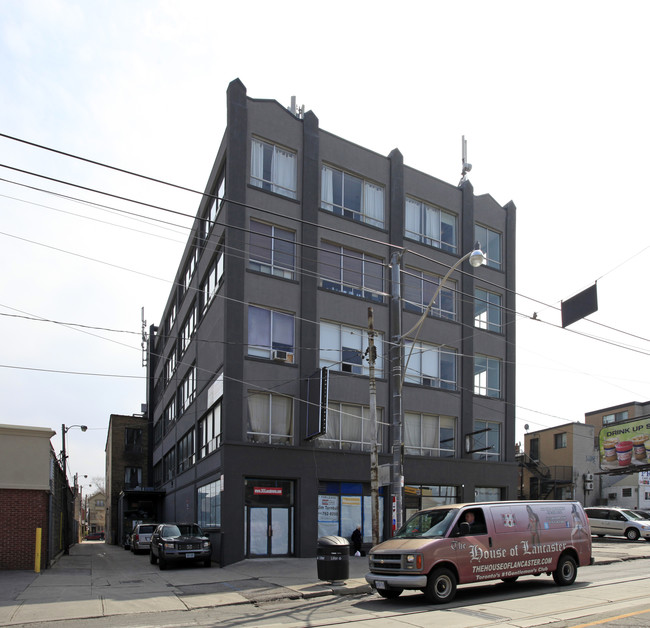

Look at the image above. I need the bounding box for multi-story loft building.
[146,78,517,566]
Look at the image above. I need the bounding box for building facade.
[146,79,517,566]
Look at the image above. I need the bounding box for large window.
[201,251,224,312]
[124,428,142,453]
[403,340,457,390]
[321,165,384,228]
[182,248,198,292]
[475,288,502,333]
[204,169,225,237]
[405,198,457,252]
[177,428,195,473]
[404,413,456,457]
[198,479,222,528]
[180,304,197,354]
[198,400,221,459]
[320,402,387,452]
[163,448,175,482]
[124,467,142,488]
[474,354,501,398]
[247,392,293,445]
[179,364,196,413]
[248,306,295,360]
[554,432,567,449]
[320,321,383,377]
[166,303,176,336]
[473,420,501,461]
[249,220,295,279]
[320,242,383,302]
[164,345,176,384]
[403,268,456,320]
[251,138,297,199]
[164,398,176,434]
[475,224,502,270]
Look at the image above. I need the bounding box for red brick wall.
[0,488,49,570]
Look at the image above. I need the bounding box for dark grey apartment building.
[146,78,517,566]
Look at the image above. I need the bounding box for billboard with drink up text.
[599,417,650,471]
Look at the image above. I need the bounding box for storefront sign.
[254,487,282,496]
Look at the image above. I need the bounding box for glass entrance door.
[247,506,292,557]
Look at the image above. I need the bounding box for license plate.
[376,581,386,590]
[186,553,195,558]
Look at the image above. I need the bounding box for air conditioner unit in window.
[272,350,294,363]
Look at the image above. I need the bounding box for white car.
[585,507,650,541]
[130,523,157,553]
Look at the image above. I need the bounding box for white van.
[366,500,592,603]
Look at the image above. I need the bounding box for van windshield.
[394,509,456,539]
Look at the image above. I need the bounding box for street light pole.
[390,244,485,533]
[61,424,87,555]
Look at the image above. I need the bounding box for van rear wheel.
[424,567,457,603]
[553,554,577,586]
[501,576,519,584]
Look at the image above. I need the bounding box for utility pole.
[367,307,379,546]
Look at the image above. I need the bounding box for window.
[249,220,295,279]
[320,241,383,302]
[321,165,384,227]
[404,413,456,457]
[153,461,162,486]
[182,248,198,292]
[251,138,297,198]
[204,169,225,236]
[603,411,628,425]
[320,403,387,451]
[475,288,502,333]
[95,499,105,507]
[153,419,162,445]
[530,437,539,460]
[403,267,456,320]
[554,432,567,449]
[177,428,195,472]
[198,479,222,528]
[165,346,177,384]
[320,321,383,377]
[474,354,501,398]
[622,488,632,498]
[405,197,457,252]
[475,224,502,270]
[248,306,294,360]
[163,448,175,482]
[246,392,293,445]
[404,340,457,390]
[198,400,221,459]
[201,251,224,311]
[124,428,142,452]
[178,365,196,413]
[164,398,176,434]
[473,420,501,460]
[180,304,197,354]
[124,467,142,488]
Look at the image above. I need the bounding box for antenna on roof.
[288,96,304,119]
[459,135,472,186]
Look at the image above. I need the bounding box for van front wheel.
[424,567,457,603]
[553,554,577,586]
[378,588,402,599]
[626,528,640,541]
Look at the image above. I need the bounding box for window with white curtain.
[320,241,383,302]
[248,306,295,359]
[475,287,502,332]
[403,267,456,320]
[475,224,502,270]
[404,413,456,457]
[321,165,384,227]
[319,402,387,451]
[319,321,383,376]
[250,138,297,199]
[246,392,293,445]
[474,354,501,398]
[249,220,296,279]
[405,197,457,252]
[403,340,457,390]
[473,420,501,461]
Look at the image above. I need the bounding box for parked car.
[131,523,157,554]
[149,523,212,569]
[85,531,105,541]
[584,507,650,541]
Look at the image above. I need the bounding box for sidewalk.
[0,539,647,626]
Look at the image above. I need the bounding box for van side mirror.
[459,522,470,536]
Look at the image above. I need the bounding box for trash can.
[317,535,350,582]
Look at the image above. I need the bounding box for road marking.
[571,607,650,627]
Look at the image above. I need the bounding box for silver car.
[130,523,157,553]
[584,507,650,541]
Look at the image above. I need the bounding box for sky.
[2,0,650,489]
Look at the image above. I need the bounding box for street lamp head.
[469,242,486,268]
[80,425,88,432]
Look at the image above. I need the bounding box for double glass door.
[248,506,292,556]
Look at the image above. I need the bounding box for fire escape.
[517,452,573,499]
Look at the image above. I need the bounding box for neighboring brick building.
[0,424,60,570]
[86,491,106,535]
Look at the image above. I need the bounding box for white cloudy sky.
[2,0,649,487]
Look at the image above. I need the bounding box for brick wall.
[0,488,50,570]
